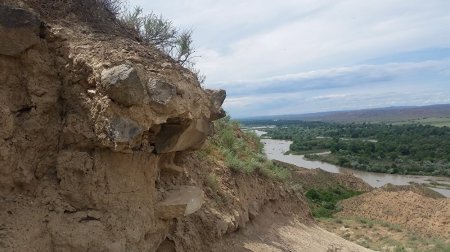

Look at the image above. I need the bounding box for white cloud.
[191,0,450,83]
[217,60,450,96]
[128,0,450,117]
[310,94,351,101]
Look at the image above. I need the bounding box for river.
[253,130,450,197]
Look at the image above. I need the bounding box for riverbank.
[305,152,449,177]
[257,121,450,177]
[261,138,450,197]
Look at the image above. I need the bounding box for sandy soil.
[338,186,450,239]
[318,217,450,251]
[213,209,373,252]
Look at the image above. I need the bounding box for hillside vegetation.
[199,116,291,181]
[198,118,374,221]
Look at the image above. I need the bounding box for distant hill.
[241,104,450,123]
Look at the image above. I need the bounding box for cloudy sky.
[129,0,450,118]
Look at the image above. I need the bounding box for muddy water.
[255,131,450,197]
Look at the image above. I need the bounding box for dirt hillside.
[212,208,372,252]
[338,184,450,238]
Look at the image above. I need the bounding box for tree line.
[260,121,450,176]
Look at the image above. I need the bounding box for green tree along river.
[255,121,450,176]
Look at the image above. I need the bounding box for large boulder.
[101,64,145,106]
[0,6,43,56]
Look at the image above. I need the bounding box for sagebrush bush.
[120,6,198,73]
[225,154,244,173]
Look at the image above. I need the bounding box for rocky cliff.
[0,1,314,251]
[0,1,226,251]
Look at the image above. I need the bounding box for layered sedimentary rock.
[0,3,225,251]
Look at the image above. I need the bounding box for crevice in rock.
[63,209,77,214]
[78,215,100,223]
[13,105,36,116]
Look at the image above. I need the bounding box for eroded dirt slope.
[338,184,450,238]
[213,209,372,252]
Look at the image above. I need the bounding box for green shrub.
[258,161,291,181]
[305,186,362,219]
[243,158,259,173]
[312,207,333,218]
[220,129,237,151]
[206,174,219,192]
[225,154,244,173]
[358,218,367,224]
[393,246,406,252]
[431,241,450,252]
